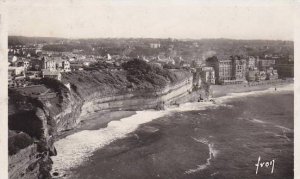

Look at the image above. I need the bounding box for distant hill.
[8,36,293,61]
[8,36,66,46]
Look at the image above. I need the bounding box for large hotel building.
[205,55,277,85]
[206,55,247,85]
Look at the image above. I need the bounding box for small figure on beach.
[275,86,277,91]
[156,101,165,110]
[210,99,216,104]
[198,94,203,102]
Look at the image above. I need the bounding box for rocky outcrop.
[8,62,194,178]
[8,106,56,179]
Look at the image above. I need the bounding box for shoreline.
[51,80,293,177]
[211,79,293,98]
[57,110,136,140]
[56,79,293,141]
[61,82,293,179]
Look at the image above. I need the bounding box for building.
[246,56,257,70]
[8,66,25,77]
[62,60,71,72]
[257,71,267,81]
[232,57,247,81]
[25,71,41,79]
[42,69,62,81]
[30,58,43,71]
[199,67,215,84]
[150,43,161,48]
[157,56,175,65]
[174,56,183,66]
[192,59,203,67]
[15,59,30,70]
[206,56,247,85]
[56,59,71,72]
[258,59,276,71]
[70,62,83,71]
[83,61,90,67]
[192,70,202,88]
[246,68,259,82]
[8,56,18,63]
[42,57,56,71]
[266,67,278,80]
[23,60,30,69]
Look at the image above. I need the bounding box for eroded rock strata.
[8,61,194,178]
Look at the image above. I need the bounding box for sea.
[51,84,294,179]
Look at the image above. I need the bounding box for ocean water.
[52,85,293,179]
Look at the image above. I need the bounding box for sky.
[6,0,295,40]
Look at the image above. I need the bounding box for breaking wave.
[185,137,219,174]
[51,83,293,177]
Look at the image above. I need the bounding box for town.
[4,1,295,178]
[8,37,294,90]
[8,39,293,88]
[7,38,294,179]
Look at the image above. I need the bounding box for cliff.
[8,59,193,178]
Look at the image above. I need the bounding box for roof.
[42,56,71,64]
[8,66,24,70]
[42,69,61,76]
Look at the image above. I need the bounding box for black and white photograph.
[0,0,298,178]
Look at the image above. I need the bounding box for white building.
[62,60,71,72]
[150,43,161,48]
[8,66,25,77]
[83,61,90,67]
[42,69,62,81]
[42,57,56,71]
[200,67,215,84]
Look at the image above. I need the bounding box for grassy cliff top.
[62,59,191,98]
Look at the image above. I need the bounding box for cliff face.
[8,61,193,178]
[8,80,82,178]
[79,77,193,118]
[8,107,55,178]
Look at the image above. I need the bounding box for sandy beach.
[211,79,293,98]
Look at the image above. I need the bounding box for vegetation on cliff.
[62,59,191,98]
[8,58,191,178]
[122,59,180,87]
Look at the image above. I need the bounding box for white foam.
[185,137,218,174]
[246,117,293,133]
[51,110,168,176]
[275,125,293,132]
[265,131,291,142]
[51,83,293,176]
[51,101,221,177]
[251,118,267,124]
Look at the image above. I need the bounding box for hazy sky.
[7,0,295,40]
